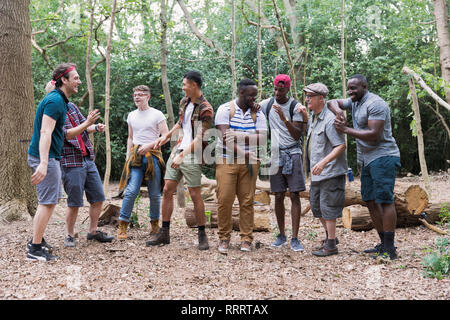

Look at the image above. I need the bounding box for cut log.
[184,201,271,232]
[97,203,120,227]
[342,205,374,231]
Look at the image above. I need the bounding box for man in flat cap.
[259,74,308,251]
[304,83,347,256]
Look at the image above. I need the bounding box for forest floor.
[0,172,449,300]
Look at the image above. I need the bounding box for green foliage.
[130,194,141,228]
[422,237,450,280]
[437,203,450,227]
[29,0,450,180]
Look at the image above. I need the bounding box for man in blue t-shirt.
[26,63,82,262]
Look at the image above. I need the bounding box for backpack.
[229,100,257,123]
[265,97,298,122]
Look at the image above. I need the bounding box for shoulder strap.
[250,110,257,123]
[289,99,298,121]
[265,97,275,119]
[229,100,236,121]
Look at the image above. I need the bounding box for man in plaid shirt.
[60,97,114,247]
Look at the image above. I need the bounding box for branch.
[177,0,256,78]
[402,66,450,112]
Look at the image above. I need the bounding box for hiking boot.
[290,238,305,252]
[312,245,338,257]
[150,219,160,235]
[198,230,209,251]
[87,230,114,243]
[117,220,129,240]
[314,237,339,251]
[364,243,383,254]
[240,241,252,252]
[271,234,287,248]
[64,235,76,248]
[218,240,230,255]
[27,238,53,254]
[146,227,170,246]
[26,246,59,262]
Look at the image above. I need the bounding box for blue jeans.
[119,155,162,222]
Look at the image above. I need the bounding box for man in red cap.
[259,74,309,251]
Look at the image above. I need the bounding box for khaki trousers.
[216,161,259,243]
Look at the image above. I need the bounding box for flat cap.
[303,83,329,97]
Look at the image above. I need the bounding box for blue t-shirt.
[28,89,68,160]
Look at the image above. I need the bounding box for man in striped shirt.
[215,78,267,254]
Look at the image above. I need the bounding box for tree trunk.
[407,78,431,193]
[231,0,237,99]
[257,0,262,101]
[340,0,346,98]
[272,0,298,100]
[0,0,37,221]
[86,0,96,146]
[433,0,450,104]
[160,0,174,129]
[103,0,117,198]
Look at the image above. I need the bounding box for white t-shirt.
[178,102,195,151]
[127,107,166,145]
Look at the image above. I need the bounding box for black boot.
[146,227,170,246]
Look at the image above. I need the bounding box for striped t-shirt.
[215,99,267,159]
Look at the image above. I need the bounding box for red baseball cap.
[274,74,291,88]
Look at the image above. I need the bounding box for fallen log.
[184,201,271,232]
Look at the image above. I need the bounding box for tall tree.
[231,0,237,98]
[86,0,96,145]
[433,0,450,104]
[0,0,37,220]
[103,0,118,197]
[160,0,174,129]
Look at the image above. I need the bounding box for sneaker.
[64,235,76,248]
[373,248,398,260]
[26,238,53,254]
[218,240,230,255]
[26,247,59,262]
[271,234,287,248]
[240,241,252,252]
[87,230,114,243]
[364,243,383,254]
[198,230,209,251]
[290,238,304,252]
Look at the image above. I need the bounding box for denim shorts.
[309,175,346,220]
[27,154,62,205]
[61,157,105,207]
[361,156,401,204]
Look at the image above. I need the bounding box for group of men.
[26,63,401,262]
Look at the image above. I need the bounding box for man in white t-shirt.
[117,85,169,242]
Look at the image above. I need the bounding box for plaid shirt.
[61,102,95,167]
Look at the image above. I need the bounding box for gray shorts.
[27,154,62,205]
[270,153,306,193]
[61,157,105,207]
[310,175,346,220]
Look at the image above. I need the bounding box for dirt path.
[0,174,449,300]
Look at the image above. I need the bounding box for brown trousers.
[216,161,259,243]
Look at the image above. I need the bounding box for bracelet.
[94,124,99,132]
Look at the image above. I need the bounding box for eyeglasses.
[132,93,149,98]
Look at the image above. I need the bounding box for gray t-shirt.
[342,92,400,166]
[260,97,304,157]
[306,104,347,182]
